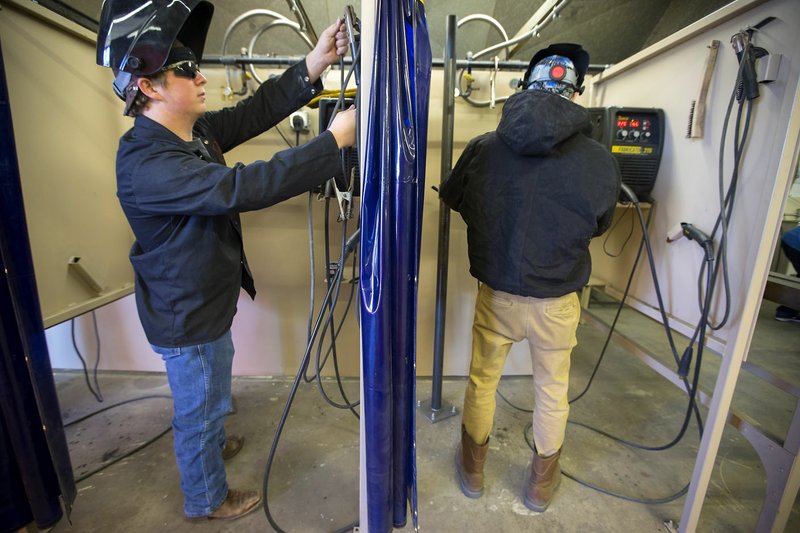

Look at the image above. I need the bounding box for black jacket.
[117,61,342,347]
[440,90,620,298]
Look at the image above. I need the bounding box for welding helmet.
[520,43,589,98]
[96,0,214,112]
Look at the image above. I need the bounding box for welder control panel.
[613,113,656,149]
[588,107,665,200]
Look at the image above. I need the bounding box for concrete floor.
[42,296,800,532]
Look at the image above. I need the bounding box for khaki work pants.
[462,283,580,457]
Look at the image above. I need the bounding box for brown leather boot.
[185,488,262,522]
[222,434,244,460]
[524,448,561,512]
[455,425,489,498]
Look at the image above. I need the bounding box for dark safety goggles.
[160,60,201,79]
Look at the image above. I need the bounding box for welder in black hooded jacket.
[441,43,620,514]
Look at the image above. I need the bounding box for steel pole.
[419,14,458,423]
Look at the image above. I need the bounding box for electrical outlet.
[289,110,309,132]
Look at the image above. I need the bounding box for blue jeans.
[150,330,234,517]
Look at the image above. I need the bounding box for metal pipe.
[203,54,609,73]
[430,15,457,413]
[456,14,510,59]
[220,9,294,94]
[246,19,313,84]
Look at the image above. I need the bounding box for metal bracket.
[417,399,458,423]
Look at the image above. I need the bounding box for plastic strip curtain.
[360,1,431,532]
[0,37,74,527]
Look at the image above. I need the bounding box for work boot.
[524,448,561,512]
[455,425,489,498]
[222,434,244,460]
[185,489,262,522]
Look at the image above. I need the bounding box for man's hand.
[328,106,357,148]
[306,19,349,82]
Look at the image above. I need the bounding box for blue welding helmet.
[96,0,214,103]
[520,43,589,97]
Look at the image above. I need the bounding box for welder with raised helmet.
[440,43,620,512]
[96,0,356,522]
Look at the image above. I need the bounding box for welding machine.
[588,107,665,202]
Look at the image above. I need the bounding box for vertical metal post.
[418,15,458,423]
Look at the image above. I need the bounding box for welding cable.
[302,50,361,385]
[568,243,712,453]
[315,176,361,416]
[302,195,330,385]
[314,212,360,414]
[308,197,356,407]
[623,192,706,434]
[500,196,709,450]
[306,191,317,373]
[496,386,532,413]
[308,250,360,393]
[318,248,359,363]
[70,310,104,403]
[273,122,295,148]
[300,202,357,390]
[497,209,702,451]
[262,230,360,533]
[701,71,754,330]
[63,394,173,483]
[314,275,359,411]
[569,205,653,405]
[688,39,754,331]
[523,420,690,504]
[705,55,751,329]
[303,46,362,406]
[263,33,363,531]
[598,196,707,446]
[498,205,651,415]
[522,255,711,502]
[301,208,360,405]
[498,203,708,450]
[509,190,715,504]
[601,204,636,258]
[568,199,707,443]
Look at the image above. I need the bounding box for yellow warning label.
[611,145,643,154]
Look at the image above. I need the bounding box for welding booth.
[1,0,800,532]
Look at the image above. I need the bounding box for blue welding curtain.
[0,37,74,532]
[360,1,431,532]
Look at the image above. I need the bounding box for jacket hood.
[496,90,590,156]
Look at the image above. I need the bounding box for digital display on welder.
[613,112,657,148]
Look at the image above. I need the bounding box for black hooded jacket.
[116,61,341,347]
[440,90,620,298]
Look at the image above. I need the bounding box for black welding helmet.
[96,0,214,103]
[519,43,589,96]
